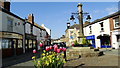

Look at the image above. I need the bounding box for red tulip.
[54,44,58,48]
[60,47,62,50]
[72,43,74,47]
[57,49,60,53]
[33,49,36,53]
[39,43,43,47]
[62,48,66,52]
[50,46,52,49]
[46,46,49,51]
[54,47,58,52]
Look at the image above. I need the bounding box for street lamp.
[70,3,91,43]
[86,15,91,22]
[70,15,75,21]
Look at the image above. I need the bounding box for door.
[117,35,120,48]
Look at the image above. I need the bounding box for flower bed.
[32,42,66,68]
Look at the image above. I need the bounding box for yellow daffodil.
[61,54,64,56]
[42,53,45,56]
[46,53,48,55]
[45,61,49,66]
[49,51,52,53]
[38,61,40,63]
[42,56,45,59]
[32,56,35,59]
[43,50,46,53]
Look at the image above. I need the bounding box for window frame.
[114,17,120,28]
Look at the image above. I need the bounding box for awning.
[97,34,110,39]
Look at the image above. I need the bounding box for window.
[18,40,22,48]
[70,31,73,34]
[117,35,120,42]
[89,26,92,34]
[100,22,104,32]
[101,37,110,46]
[2,39,12,49]
[7,19,13,32]
[40,33,42,37]
[74,33,76,38]
[114,17,120,27]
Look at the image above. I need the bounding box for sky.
[10,2,118,39]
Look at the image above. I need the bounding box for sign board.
[86,35,95,40]
[0,32,23,39]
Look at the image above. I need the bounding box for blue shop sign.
[70,36,73,39]
[86,35,95,40]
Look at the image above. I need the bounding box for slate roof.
[69,24,80,29]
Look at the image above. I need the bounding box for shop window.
[33,41,36,48]
[101,37,110,46]
[114,17,120,28]
[2,39,12,49]
[18,40,22,48]
[29,40,32,48]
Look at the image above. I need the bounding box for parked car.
[52,42,66,48]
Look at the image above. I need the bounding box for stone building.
[65,23,80,47]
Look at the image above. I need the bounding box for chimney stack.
[0,0,11,11]
[28,14,34,24]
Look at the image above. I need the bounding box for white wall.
[1,11,24,35]
[112,30,120,49]
[25,23,31,34]
[84,19,110,48]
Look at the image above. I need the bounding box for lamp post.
[86,15,91,22]
[70,3,91,44]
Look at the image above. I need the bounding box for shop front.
[25,34,37,53]
[86,35,96,48]
[97,34,111,48]
[112,30,120,49]
[0,32,23,58]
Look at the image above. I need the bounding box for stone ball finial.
[77,3,82,7]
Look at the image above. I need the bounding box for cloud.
[105,7,118,14]
[94,10,103,13]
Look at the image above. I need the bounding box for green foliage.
[82,38,88,45]
[74,40,79,45]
